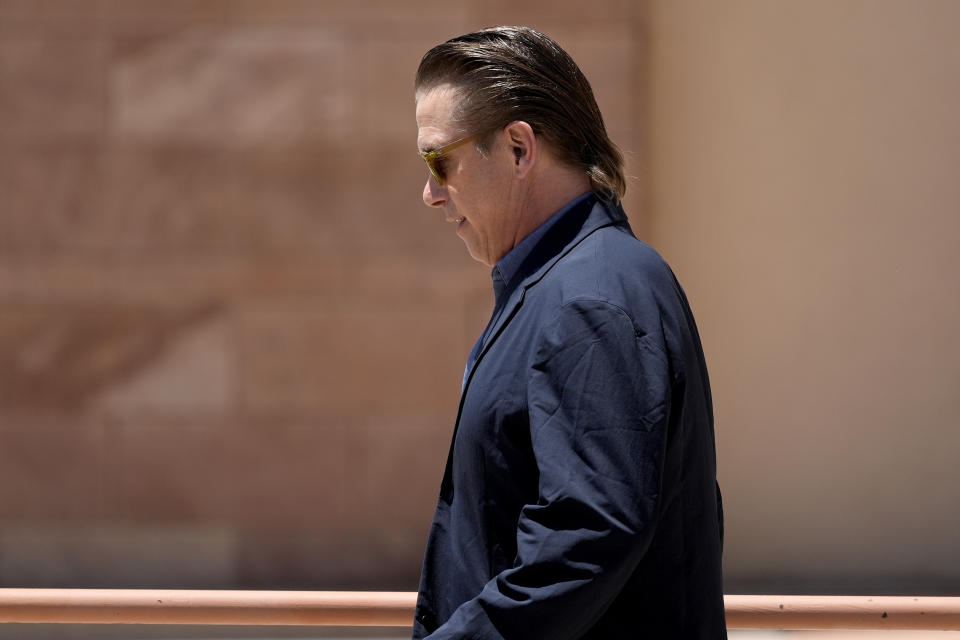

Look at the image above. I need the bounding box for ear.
[503,121,537,179]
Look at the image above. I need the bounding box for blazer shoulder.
[546,224,681,308]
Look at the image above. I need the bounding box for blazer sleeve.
[425,298,672,640]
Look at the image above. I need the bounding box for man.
[413,26,726,639]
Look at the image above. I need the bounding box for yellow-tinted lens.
[423,151,444,185]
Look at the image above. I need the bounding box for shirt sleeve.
[425,298,672,640]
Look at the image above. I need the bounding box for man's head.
[415,26,624,266]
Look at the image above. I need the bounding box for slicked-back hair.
[416,26,626,202]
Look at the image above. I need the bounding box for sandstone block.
[0,0,102,35]
[94,312,234,416]
[342,414,449,533]
[98,0,226,26]
[469,0,638,28]
[223,0,469,27]
[0,147,104,252]
[0,256,342,305]
[236,530,422,590]
[0,414,109,520]
[116,417,348,529]
[0,525,238,588]
[111,29,348,144]
[0,301,224,410]
[0,36,105,139]
[237,298,465,415]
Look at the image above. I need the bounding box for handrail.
[725,594,960,630]
[0,590,958,630]
[0,590,415,627]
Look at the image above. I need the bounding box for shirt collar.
[491,191,594,307]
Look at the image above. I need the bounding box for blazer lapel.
[439,197,629,498]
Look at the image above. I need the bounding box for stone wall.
[0,1,643,590]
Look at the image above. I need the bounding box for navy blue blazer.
[413,196,726,639]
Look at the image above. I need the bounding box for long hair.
[416,26,626,202]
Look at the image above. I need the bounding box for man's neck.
[511,168,592,251]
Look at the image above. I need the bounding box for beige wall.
[642,0,960,592]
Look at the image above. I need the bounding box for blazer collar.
[462,194,630,392]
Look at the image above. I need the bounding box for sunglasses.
[418,132,482,186]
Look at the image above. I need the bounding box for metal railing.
[1,590,959,630]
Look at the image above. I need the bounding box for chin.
[464,244,492,267]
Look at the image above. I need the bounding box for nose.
[422,176,447,208]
